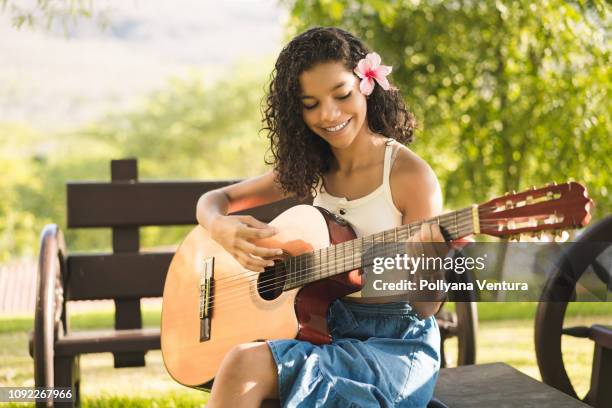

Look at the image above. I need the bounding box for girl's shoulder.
[390,143,437,185]
[389,142,442,219]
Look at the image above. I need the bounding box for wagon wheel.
[534,216,612,407]
[32,224,68,407]
[436,262,478,368]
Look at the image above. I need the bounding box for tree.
[0,0,108,30]
[285,0,611,219]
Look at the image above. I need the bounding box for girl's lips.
[322,117,352,133]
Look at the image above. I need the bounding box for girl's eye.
[302,91,350,110]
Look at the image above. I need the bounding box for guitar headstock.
[477,182,593,239]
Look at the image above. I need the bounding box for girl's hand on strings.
[405,223,451,314]
[406,223,450,292]
[407,223,450,258]
[209,215,283,272]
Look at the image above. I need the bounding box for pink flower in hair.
[354,52,392,96]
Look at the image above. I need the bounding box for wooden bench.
[434,363,591,407]
[29,159,301,407]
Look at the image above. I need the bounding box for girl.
[197,27,446,408]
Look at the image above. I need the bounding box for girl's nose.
[320,102,341,123]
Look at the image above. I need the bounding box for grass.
[3,302,609,334]
[1,303,610,406]
[471,301,612,322]
[0,309,164,334]
[0,330,207,407]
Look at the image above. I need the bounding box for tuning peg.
[531,231,542,240]
[512,190,516,194]
[530,185,536,190]
[548,182,557,187]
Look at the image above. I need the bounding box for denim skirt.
[266,299,440,408]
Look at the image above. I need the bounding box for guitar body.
[161,205,363,388]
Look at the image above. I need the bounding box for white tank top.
[313,138,403,236]
[313,139,403,298]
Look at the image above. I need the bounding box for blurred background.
[0,0,610,406]
[1,0,609,262]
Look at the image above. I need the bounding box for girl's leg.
[206,342,279,408]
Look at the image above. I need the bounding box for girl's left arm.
[390,146,446,319]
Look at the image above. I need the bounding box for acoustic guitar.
[161,182,592,388]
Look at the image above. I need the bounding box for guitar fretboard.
[283,206,477,290]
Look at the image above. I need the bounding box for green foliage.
[285,0,611,218]
[0,0,109,31]
[0,124,49,260]
[2,1,611,259]
[0,62,272,258]
[81,66,271,180]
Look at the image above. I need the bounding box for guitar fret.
[326,245,330,278]
[334,243,338,277]
[288,255,293,289]
[294,255,297,288]
[319,248,324,280]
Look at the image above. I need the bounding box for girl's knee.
[222,342,276,378]
[216,342,279,399]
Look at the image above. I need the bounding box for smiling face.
[299,61,369,149]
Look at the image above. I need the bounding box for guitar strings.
[201,209,515,301]
[203,223,476,310]
[211,201,529,285]
[203,220,552,312]
[207,204,505,287]
[208,210,476,289]
[210,207,478,285]
[202,219,500,308]
[202,208,544,304]
[207,216,556,311]
[198,204,556,308]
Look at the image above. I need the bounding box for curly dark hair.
[262,26,416,199]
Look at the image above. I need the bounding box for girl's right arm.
[196,170,291,272]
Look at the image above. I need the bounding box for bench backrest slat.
[68,181,233,228]
[66,252,173,300]
[67,181,302,228]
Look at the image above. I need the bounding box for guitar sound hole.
[257,261,286,301]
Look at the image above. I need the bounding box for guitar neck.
[283,206,478,291]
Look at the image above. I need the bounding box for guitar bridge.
[199,257,214,342]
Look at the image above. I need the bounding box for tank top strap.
[382,138,396,186]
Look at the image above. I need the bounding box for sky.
[0,0,288,131]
